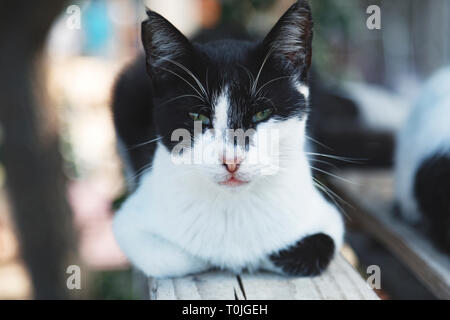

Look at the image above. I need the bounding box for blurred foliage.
[88,268,140,300]
[221,0,275,27]
[311,0,354,37]
[310,0,359,80]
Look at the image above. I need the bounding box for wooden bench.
[329,169,450,299]
[148,254,379,300]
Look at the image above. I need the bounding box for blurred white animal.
[395,67,450,253]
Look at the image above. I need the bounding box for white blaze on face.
[211,88,236,162]
[213,88,229,132]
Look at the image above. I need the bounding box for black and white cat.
[112,0,344,278]
[395,67,450,253]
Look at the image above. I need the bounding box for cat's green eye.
[252,108,273,123]
[189,112,211,125]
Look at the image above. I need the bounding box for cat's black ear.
[262,0,313,82]
[141,9,192,78]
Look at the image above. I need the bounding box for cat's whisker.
[125,163,153,186]
[159,94,205,108]
[255,75,292,96]
[256,96,276,108]
[309,166,357,185]
[128,136,163,150]
[237,63,255,90]
[157,55,209,100]
[312,177,352,221]
[205,68,210,97]
[251,47,274,95]
[307,158,339,170]
[305,135,333,151]
[158,66,205,101]
[306,152,366,164]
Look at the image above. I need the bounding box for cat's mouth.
[219,176,249,187]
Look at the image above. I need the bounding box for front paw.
[269,233,335,277]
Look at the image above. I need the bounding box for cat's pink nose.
[222,156,243,173]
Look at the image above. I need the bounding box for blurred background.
[0,0,449,299]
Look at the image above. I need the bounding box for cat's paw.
[269,233,335,277]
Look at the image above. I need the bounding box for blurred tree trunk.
[0,1,76,299]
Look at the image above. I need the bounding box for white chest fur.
[116,143,344,272]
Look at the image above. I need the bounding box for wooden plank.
[329,170,450,299]
[149,255,379,300]
[240,255,377,300]
[150,271,242,300]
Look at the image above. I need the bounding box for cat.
[112,0,344,278]
[395,67,450,254]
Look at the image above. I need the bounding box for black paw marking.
[269,233,335,277]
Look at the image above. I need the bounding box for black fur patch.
[112,57,157,180]
[269,233,335,276]
[414,154,450,254]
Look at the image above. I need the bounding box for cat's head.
[142,0,313,189]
